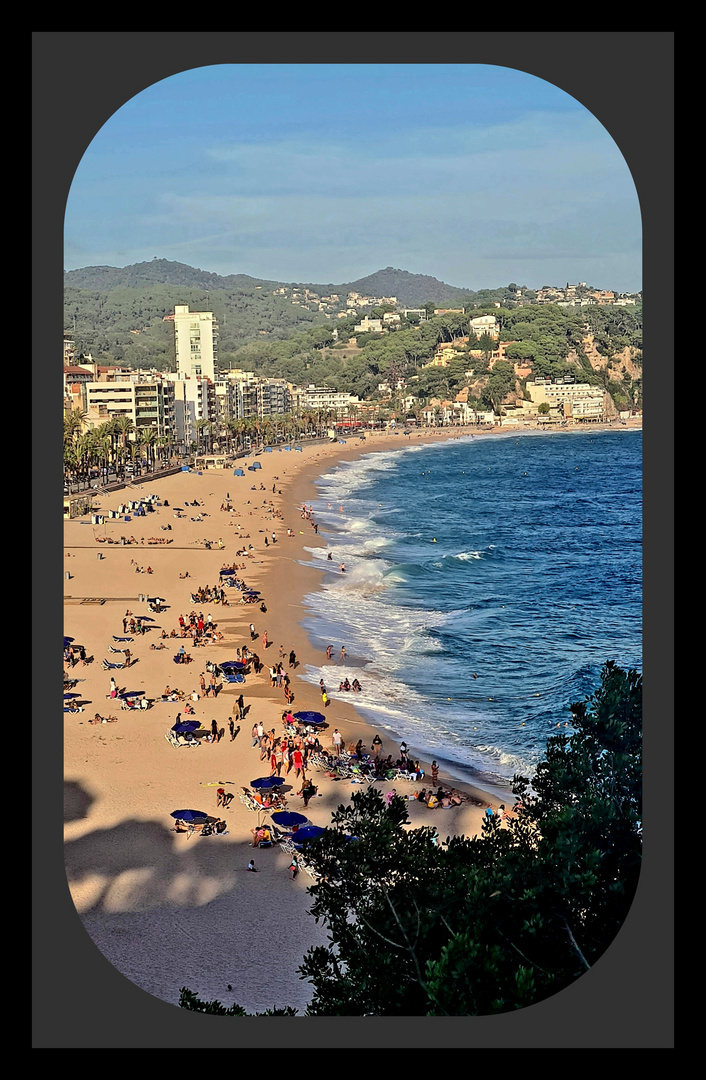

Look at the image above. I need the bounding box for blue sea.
[298,429,642,795]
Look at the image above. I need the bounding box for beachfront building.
[291,384,361,419]
[84,371,176,440]
[524,379,607,421]
[173,305,218,381]
[164,373,214,452]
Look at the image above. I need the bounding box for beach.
[63,420,641,1012]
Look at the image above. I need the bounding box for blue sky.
[64,64,642,292]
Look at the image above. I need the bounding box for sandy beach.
[63,420,641,1012]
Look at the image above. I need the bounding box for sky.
[64,63,642,293]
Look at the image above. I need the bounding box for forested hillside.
[64,261,641,412]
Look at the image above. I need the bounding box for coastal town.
[64,281,641,513]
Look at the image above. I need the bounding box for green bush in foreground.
[180,661,641,1016]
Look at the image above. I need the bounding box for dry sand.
[63,421,639,1012]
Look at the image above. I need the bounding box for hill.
[303,267,477,307]
[64,259,280,293]
[64,261,478,308]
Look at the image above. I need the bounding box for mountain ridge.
[64,260,478,307]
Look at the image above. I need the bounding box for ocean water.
[298,429,642,794]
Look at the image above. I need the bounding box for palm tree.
[138,427,158,473]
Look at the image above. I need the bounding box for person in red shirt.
[292,747,304,778]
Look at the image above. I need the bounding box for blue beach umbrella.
[291,824,326,843]
[293,711,326,726]
[264,447,273,452]
[283,446,291,451]
[271,811,308,828]
[294,446,303,452]
[170,809,208,822]
[220,660,246,671]
[64,692,81,699]
[250,776,285,789]
[119,690,144,699]
[233,469,245,476]
[242,590,260,598]
[171,721,200,733]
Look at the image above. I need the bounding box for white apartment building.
[84,372,176,439]
[173,305,218,381]
[164,373,213,450]
[292,385,361,416]
[525,380,606,421]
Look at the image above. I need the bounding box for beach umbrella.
[252,461,262,469]
[220,660,246,671]
[291,825,326,843]
[295,446,303,452]
[264,447,273,452]
[170,809,208,822]
[250,776,285,789]
[271,811,308,828]
[64,692,81,699]
[233,469,245,476]
[64,637,74,647]
[171,721,200,733]
[283,446,291,451]
[118,691,144,699]
[293,711,326,725]
[242,590,260,597]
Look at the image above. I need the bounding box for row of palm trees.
[192,408,364,457]
[63,412,177,489]
[63,400,423,490]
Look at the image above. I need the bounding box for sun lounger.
[102,659,124,670]
[113,636,133,642]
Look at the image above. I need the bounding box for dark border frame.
[34,32,673,1048]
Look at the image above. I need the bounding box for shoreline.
[63,419,640,1011]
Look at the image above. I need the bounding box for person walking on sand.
[332,728,342,759]
[250,623,256,641]
[123,648,131,668]
[262,630,269,649]
[372,734,383,757]
[236,693,245,721]
[229,718,235,741]
[289,649,297,669]
[251,722,259,747]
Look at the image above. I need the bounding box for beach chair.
[102,659,124,671]
[164,731,182,747]
[113,636,133,642]
[109,645,125,654]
